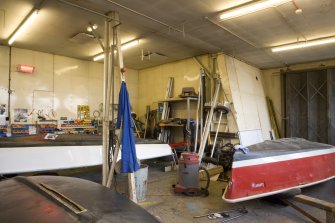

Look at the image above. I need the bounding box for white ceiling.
[1,0,335,70]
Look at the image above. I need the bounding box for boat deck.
[0,134,163,147]
[0,134,171,175]
[234,138,334,162]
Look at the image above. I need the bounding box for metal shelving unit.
[158,97,198,150]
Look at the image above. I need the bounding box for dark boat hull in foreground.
[0,176,159,223]
[223,138,335,203]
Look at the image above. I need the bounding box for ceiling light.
[292,0,302,15]
[219,0,291,20]
[93,53,105,61]
[8,9,39,45]
[121,39,140,50]
[93,39,140,61]
[271,36,335,52]
[295,8,302,14]
[87,24,98,32]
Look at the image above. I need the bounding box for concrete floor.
[68,163,335,223]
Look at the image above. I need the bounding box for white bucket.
[134,164,148,202]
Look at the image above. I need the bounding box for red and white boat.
[223,138,335,203]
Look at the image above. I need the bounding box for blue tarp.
[117,82,140,173]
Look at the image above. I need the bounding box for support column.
[102,12,112,186]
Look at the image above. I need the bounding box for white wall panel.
[55,56,98,119]
[0,46,9,107]
[10,48,53,123]
[225,56,271,141]
[0,46,139,123]
[88,61,103,115]
[255,95,272,139]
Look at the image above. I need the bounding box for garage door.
[283,68,335,145]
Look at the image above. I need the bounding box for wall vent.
[69,32,95,44]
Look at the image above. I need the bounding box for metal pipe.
[194,69,203,152]
[7,46,11,124]
[198,79,220,162]
[205,17,259,49]
[104,0,184,34]
[186,97,191,152]
[200,70,205,138]
[111,24,116,124]
[89,24,105,51]
[102,16,111,186]
[105,15,114,175]
[193,57,211,79]
[206,18,288,67]
[56,0,120,22]
[114,13,125,82]
[210,111,223,158]
[105,11,124,189]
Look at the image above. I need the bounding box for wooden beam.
[284,199,322,223]
[284,194,335,223]
[294,195,335,212]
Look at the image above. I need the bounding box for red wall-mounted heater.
[17,64,35,74]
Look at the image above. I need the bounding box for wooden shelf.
[159,97,197,103]
[158,123,184,127]
[209,131,238,139]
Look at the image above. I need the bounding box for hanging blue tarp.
[117,82,140,173]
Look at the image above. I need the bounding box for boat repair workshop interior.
[1,0,335,222]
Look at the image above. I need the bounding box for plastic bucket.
[134,164,148,202]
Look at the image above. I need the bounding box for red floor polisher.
[173,152,210,196]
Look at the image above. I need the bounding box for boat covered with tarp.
[223,138,335,202]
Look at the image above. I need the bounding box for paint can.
[135,164,148,202]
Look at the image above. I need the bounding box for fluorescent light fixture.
[93,39,140,61]
[8,9,39,45]
[121,39,139,50]
[272,36,335,52]
[219,0,291,20]
[93,53,105,61]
